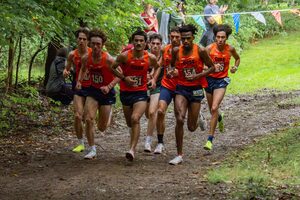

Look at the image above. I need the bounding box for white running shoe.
[144,142,151,152]
[169,155,183,165]
[154,143,165,154]
[199,112,207,131]
[84,150,96,159]
[125,150,135,161]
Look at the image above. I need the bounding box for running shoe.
[169,155,183,165]
[144,142,152,152]
[203,140,213,151]
[72,144,85,153]
[125,150,135,161]
[84,150,96,159]
[218,112,224,133]
[199,111,207,131]
[154,143,165,154]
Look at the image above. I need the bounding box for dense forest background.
[0,0,300,90]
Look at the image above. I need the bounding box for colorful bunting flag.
[212,14,223,24]
[191,15,206,31]
[232,13,240,33]
[251,12,266,25]
[290,9,300,16]
[272,10,283,26]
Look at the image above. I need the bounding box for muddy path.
[0,90,299,200]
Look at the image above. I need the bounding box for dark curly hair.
[89,28,107,44]
[213,24,233,38]
[75,27,89,38]
[179,24,198,35]
[131,29,147,42]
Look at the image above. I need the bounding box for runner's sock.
[79,139,84,146]
[207,135,214,142]
[157,134,164,144]
[91,145,96,152]
[145,136,152,144]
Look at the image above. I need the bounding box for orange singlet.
[208,43,231,78]
[74,48,92,87]
[86,51,115,89]
[119,50,150,92]
[161,44,178,91]
[176,44,207,88]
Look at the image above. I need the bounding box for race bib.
[193,89,204,97]
[92,74,103,84]
[216,62,225,72]
[132,76,143,86]
[224,77,231,84]
[183,68,196,79]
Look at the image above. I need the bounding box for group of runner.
[63,23,240,165]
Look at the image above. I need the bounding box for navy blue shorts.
[205,76,230,94]
[74,87,89,97]
[87,87,116,105]
[120,91,148,107]
[175,85,205,103]
[159,86,175,105]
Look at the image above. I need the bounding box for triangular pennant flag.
[272,10,283,26]
[212,14,223,24]
[191,15,206,31]
[251,12,266,25]
[232,13,240,33]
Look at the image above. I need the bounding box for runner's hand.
[75,82,82,90]
[230,66,238,74]
[167,67,178,78]
[63,69,70,78]
[185,74,197,81]
[124,76,136,87]
[100,86,110,94]
[148,79,156,89]
[214,63,222,73]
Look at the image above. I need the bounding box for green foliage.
[0,84,62,136]
[207,125,300,198]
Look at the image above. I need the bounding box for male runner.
[110,29,159,161]
[77,29,120,159]
[151,27,181,154]
[203,24,240,151]
[169,24,216,165]
[63,27,91,153]
[144,33,163,153]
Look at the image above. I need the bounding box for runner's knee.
[157,108,166,118]
[131,114,141,125]
[211,104,219,114]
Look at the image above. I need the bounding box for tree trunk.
[6,38,15,93]
[15,36,22,88]
[28,45,47,84]
[43,40,59,87]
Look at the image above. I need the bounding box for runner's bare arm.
[110,52,135,86]
[148,53,160,89]
[110,53,127,79]
[195,46,215,78]
[63,51,74,77]
[107,54,121,90]
[75,54,88,90]
[230,46,240,73]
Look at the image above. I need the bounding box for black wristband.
[121,76,126,81]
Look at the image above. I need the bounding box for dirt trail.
[0,91,299,200]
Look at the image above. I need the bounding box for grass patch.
[228,31,300,94]
[278,96,300,109]
[207,125,300,198]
